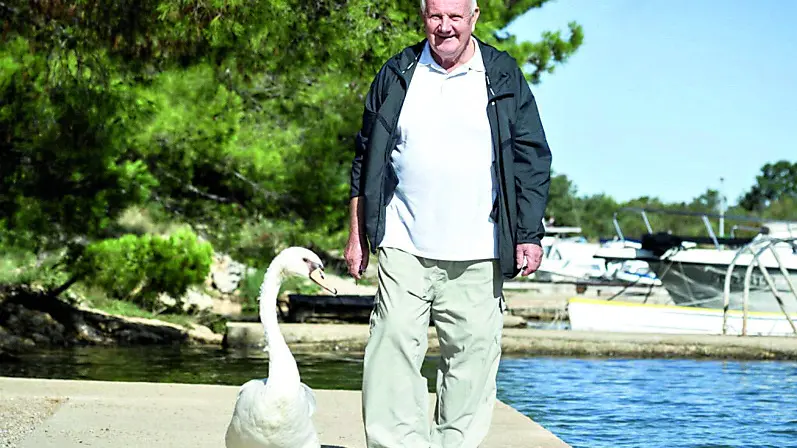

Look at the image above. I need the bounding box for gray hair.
[420,0,478,15]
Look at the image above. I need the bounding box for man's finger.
[346,256,360,279]
[525,251,542,276]
[351,263,362,279]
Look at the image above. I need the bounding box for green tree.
[2,0,585,259]
[544,172,583,228]
[688,188,722,213]
[1,0,587,313]
[0,36,155,252]
[739,161,797,212]
[578,194,619,239]
[761,197,797,221]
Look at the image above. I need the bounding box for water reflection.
[0,345,439,391]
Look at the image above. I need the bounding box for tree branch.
[229,168,281,201]
[159,170,234,203]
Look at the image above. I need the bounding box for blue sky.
[504,0,796,205]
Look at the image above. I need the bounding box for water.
[499,358,797,448]
[2,347,796,448]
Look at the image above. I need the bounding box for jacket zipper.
[485,74,513,247]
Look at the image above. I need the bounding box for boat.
[534,225,605,282]
[593,208,797,315]
[532,224,660,286]
[567,297,797,336]
[600,239,661,286]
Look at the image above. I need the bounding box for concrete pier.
[0,377,569,448]
[225,322,797,360]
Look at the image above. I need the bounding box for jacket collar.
[475,37,515,100]
[387,36,517,99]
[418,38,486,74]
[386,40,425,87]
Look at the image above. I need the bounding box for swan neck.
[259,259,301,386]
[260,265,285,348]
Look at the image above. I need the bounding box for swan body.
[225,247,336,448]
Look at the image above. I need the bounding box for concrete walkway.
[226,322,797,360]
[0,377,569,448]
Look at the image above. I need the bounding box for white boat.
[594,208,797,314]
[533,225,660,286]
[534,226,605,282]
[568,297,797,336]
[600,240,661,286]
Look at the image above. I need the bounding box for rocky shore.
[4,252,797,363]
[0,286,221,359]
[4,285,797,362]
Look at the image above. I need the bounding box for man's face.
[423,0,479,61]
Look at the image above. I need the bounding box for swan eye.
[302,257,319,270]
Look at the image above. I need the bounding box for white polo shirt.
[379,40,498,261]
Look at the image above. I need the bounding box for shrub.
[76,227,213,310]
[0,236,71,289]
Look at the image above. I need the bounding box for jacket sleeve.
[512,68,552,246]
[350,65,389,198]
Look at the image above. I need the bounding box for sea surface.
[2,346,796,448]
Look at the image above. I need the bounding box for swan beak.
[309,268,337,295]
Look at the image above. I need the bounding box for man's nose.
[440,16,452,32]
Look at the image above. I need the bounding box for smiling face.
[422,0,479,66]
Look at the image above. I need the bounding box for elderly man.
[345,0,552,446]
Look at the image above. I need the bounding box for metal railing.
[611,207,784,249]
[614,207,727,249]
[609,207,797,336]
[722,236,797,336]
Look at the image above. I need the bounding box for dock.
[225,322,797,360]
[0,377,569,448]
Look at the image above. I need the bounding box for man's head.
[421,0,480,64]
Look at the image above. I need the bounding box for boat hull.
[648,260,797,313]
[568,297,797,336]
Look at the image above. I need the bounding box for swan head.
[275,247,337,295]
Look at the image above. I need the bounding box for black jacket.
[350,37,552,279]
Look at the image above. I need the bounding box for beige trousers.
[362,247,504,448]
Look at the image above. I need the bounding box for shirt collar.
[420,38,485,74]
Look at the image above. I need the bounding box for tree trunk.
[49,274,82,298]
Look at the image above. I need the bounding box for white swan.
[225,246,337,448]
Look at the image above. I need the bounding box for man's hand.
[345,197,369,279]
[345,234,370,280]
[516,243,543,277]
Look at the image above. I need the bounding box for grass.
[78,286,196,328]
[0,250,34,285]
[0,246,72,290]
